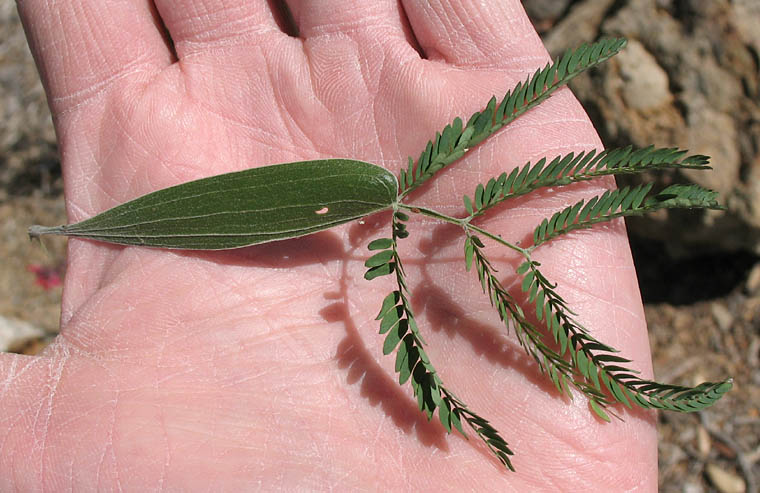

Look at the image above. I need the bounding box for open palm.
[4,1,656,490]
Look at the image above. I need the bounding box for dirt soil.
[1,1,758,491]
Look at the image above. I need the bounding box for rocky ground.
[1,1,758,491]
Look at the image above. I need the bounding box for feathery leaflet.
[399,38,627,198]
[463,146,715,218]
[367,213,515,469]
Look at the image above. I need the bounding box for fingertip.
[402,0,548,67]
[16,0,173,115]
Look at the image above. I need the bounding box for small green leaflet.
[29,159,398,249]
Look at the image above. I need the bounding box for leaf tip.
[28,224,64,240]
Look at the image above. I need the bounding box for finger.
[16,0,173,115]
[402,0,547,67]
[286,0,418,48]
[153,0,287,59]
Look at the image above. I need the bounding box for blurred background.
[1,0,758,491]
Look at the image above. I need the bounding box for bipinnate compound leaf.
[29,159,398,250]
[26,36,733,473]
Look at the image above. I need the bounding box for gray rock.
[615,39,672,112]
[732,0,760,54]
[684,98,740,198]
[522,0,572,26]
[543,0,615,55]
[0,315,44,352]
[0,0,59,199]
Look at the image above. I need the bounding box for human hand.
[4,1,656,489]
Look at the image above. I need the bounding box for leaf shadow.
[344,210,393,249]
[317,218,556,467]
[168,229,348,268]
[413,224,656,424]
[411,270,565,399]
[413,181,611,259]
[319,296,451,453]
[413,207,534,260]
